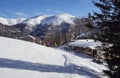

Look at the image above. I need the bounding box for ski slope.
[0,37,107,78]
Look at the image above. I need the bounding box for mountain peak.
[0,13,76,26]
[41,13,76,25]
[22,15,48,26]
[56,13,75,18]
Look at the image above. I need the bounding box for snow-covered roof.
[68,39,102,49]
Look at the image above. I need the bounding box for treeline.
[30,18,99,47]
[0,16,99,47]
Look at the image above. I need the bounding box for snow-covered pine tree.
[92,0,120,78]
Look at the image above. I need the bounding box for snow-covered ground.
[0,37,107,78]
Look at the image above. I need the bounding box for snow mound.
[0,37,107,78]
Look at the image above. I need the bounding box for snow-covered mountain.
[0,36,107,78]
[22,14,48,26]
[0,17,26,26]
[14,14,48,34]
[12,13,76,34]
[41,14,76,25]
[0,14,76,26]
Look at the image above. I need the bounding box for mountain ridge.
[0,13,77,26]
[0,17,26,26]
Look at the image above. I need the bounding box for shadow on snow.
[0,58,100,78]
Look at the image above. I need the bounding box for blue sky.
[0,0,100,18]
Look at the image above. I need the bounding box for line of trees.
[40,18,98,47]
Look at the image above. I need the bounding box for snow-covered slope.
[0,17,26,26]
[14,14,76,34]
[23,14,48,26]
[0,14,76,26]
[41,14,76,25]
[0,37,107,78]
[14,15,48,33]
[21,13,76,26]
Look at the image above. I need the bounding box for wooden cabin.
[68,39,112,63]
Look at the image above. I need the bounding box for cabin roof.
[68,39,103,49]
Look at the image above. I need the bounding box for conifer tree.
[92,0,120,77]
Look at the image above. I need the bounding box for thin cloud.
[43,0,65,5]
[6,9,13,13]
[51,0,65,5]
[46,9,65,14]
[15,12,27,17]
[6,10,27,17]
[33,10,44,15]
[46,8,51,11]
[0,13,7,17]
[54,10,65,14]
